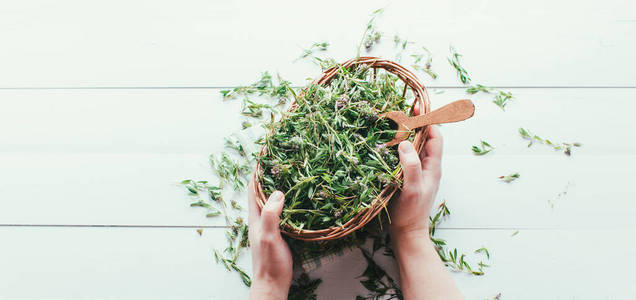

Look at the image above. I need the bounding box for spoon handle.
[404,99,475,129]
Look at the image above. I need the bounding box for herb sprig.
[358,9,384,56]
[472,140,494,156]
[499,173,520,183]
[519,127,581,156]
[296,42,330,61]
[412,47,438,80]
[448,46,471,85]
[452,48,515,110]
[429,202,489,275]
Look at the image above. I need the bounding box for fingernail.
[399,141,414,153]
[270,191,284,202]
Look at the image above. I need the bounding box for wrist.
[389,225,429,245]
[390,227,434,258]
[250,278,289,300]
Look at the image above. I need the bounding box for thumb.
[260,191,285,235]
[398,141,423,189]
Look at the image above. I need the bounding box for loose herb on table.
[499,172,520,183]
[448,46,471,85]
[466,84,491,95]
[358,8,384,55]
[492,90,514,110]
[453,50,514,110]
[392,35,411,62]
[466,83,514,110]
[519,127,581,156]
[472,140,494,156]
[412,46,438,80]
[429,202,489,275]
[296,42,330,61]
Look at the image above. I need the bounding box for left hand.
[248,174,293,300]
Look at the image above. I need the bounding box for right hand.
[389,126,444,242]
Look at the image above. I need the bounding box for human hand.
[389,126,443,242]
[248,176,293,300]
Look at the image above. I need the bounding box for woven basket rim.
[254,57,430,241]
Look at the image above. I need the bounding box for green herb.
[511,230,519,237]
[472,140,494,155]
[466,84,491,94]
[392,35,410,62]
[295,42,338,71]
[214,217,251,286]
[499,173,520,183]
[288,273,322,300]
[493,91,513,110]
[181,180,228,218]
[221,72,290,101]
[429,202,489,275]
[447,46,471,85]
[224,136,248,158]
[475,247,490,259]
[258,66,410,231]
[296,42,330,61]
[206,208,222,217]
[519,127,581,156]
[314,56,339,71]
[364,32,381,52]
[210,152,250,190]
[220,72,292,121]
[181,180,250,287]
[411,47,438,80]
[393,35,409,50]
[241,121,252,129]
[357,9,384,56]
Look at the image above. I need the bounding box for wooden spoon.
[379,99,475,146]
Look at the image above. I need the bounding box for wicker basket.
[254,57,430,241]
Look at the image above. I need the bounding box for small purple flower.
[336,95,349,108]
[375,144,390,156]
[270,165,281,178]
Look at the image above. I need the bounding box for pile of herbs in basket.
[258,65,410,231]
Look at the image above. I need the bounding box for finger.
[247,172,260,227]
[260,191,285,236]
[399,140,423,188]
[421,126,443,173]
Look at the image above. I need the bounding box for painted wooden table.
[1,1,635,299]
